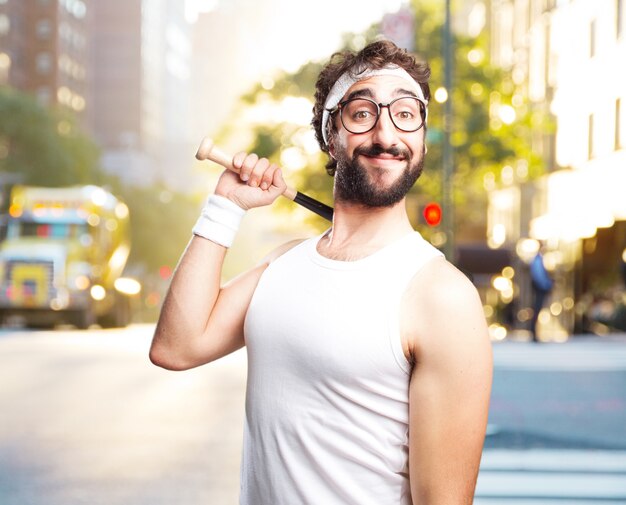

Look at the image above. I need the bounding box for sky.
[186,0,412,141]
[186,0,407,76]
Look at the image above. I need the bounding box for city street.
[476,337,626,504]
[0,325,246,505]
[2,0,625,504]
[0,325,625,504]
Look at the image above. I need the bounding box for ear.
[328,137,337,160]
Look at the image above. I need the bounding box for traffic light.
[423,202,442,226]
[159,265,173,280]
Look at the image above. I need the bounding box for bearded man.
[150,39,493,505]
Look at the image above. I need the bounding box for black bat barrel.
[293,192,334,222]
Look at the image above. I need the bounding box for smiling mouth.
[355,144,409,164]
[362,154,406,165]
[366,154,403,159]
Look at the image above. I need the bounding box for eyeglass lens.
[341,97,424,134]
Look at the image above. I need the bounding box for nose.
[370,105,398,146]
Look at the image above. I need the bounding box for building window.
[0,14,9,36]
[617,98,623,150]
[544,0,557,12]
[0,52,10,84]
[61,0,87,19]
[544,23,551,87]
[590,20,596,58]
[36,19,52,40]
[588,113,595,159]
[37,86,52,106]
[35,52,53,74]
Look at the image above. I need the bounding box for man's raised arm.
[149,156,287,370]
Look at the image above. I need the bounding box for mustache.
[353,144,410,160]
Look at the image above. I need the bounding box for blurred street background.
[1,0,626,503]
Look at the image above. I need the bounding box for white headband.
[321,65,428,145]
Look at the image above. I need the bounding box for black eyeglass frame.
[328,96,427,136]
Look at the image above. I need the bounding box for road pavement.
[476,336,626,503]
[0,325,246,505]
[0,326,625,504]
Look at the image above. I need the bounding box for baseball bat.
[195,137,334,222]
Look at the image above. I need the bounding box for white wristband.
[192,194,246,248]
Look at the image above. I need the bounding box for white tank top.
[241,231,444,504]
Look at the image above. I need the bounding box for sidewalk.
[479,333,626,502]
[502,331,626,344]
[492,333,626,371]
[476,449,626,504]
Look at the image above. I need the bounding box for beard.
[333,143,425,208]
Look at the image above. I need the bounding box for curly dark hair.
[311,39,431,176]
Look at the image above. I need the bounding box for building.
[92,0,193,188]
[487,0,626,338]
[0,0,91,123]
[0,0,195,189]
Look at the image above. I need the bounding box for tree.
[107,181,200,274]
[212,2,552,241]
[0,87,202,319]
[407,0,550,241]
[0,86,101,189]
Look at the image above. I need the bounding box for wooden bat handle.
[195,137,297,201]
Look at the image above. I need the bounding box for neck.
[321,198,413,255]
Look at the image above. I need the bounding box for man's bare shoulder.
[410,256,479,307]
[222,238,306,291]
[403,256,489,360]
[258,238,307,265]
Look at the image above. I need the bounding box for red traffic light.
[159,265,173,280]
[423,202,442,226]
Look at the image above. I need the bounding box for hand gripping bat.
[195,137,334,222]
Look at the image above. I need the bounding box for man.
[529,246,553,342]
[150,40,492,504]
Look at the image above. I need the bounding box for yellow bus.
[0,185,139,328]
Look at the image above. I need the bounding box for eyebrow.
[343,87,419,102]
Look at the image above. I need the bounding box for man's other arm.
[402,258,493,504]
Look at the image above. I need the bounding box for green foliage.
[407,0,552,236]
[214,2,554,238]
[102,178,200,274]
[0,86,199,292]
[0,86,100,187]
[242,62,320,105]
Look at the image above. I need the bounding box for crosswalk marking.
[475,450,626,503]
[493,339,626,371]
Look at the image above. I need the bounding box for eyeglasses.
[329,96,426,135]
